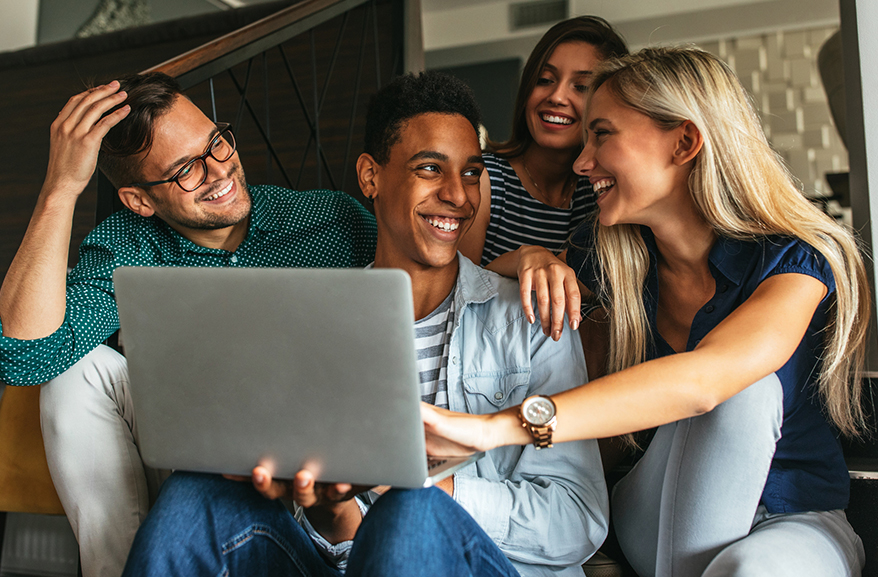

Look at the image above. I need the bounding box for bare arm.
[457,169,492,264]
[0,83,129,339]
[424,272,827,452]
[486,246,584,339]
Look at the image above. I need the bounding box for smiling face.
[122,96,251,244]
[575,85,695,228]
[365,112,484,273]
[525,41,603,153]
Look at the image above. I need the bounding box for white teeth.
[205,181,233,201]
[593,179,615,193]
[426,217,459,232]
[541,114,573,125]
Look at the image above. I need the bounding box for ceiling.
[423,0,839,65]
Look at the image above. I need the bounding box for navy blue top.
[567,224,848,513]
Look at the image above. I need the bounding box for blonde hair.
[588,46,871,438]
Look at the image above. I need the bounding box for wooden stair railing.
[97,0,420,225]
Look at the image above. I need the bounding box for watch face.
[523,397,555,426]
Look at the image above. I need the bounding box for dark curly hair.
[364,71,482,165]
[97,72,184,188]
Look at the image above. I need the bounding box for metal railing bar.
[147,0,371,90]
[372,0,381,88]
[278,45,317,137]
[227,68,295,189]
[310,30,323,189]
[233,59,254,134]
[291,124,339,191]
[209,77,218,122]
[341,1,371,193]
[391,48,402,83]
[317,11,349,113]
[263,52,271,181]
[278,44,317,188]
[278,41,344,190]
[294,132,313,190]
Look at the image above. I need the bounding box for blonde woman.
[422,47,869,576]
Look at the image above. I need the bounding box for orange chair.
[0,385,66,564]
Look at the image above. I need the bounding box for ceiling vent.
[510,0,568,31]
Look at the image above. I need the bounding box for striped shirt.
[413,289,454,409]
[481,152,597,266]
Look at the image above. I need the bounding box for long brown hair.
[488,16,628,158]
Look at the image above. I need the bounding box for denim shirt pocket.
[462,370,531,415]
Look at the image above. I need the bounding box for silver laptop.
[113,267,481,489]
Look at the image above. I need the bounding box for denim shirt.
[304,255,609,576]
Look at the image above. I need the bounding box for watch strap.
[527,419,556,450]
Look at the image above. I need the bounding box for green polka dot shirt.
[0,185,377,386]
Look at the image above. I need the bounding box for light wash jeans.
[40,345,166,577]
[612,374,865,577]
[121,472,521,577]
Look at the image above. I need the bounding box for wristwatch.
[518,395,557,449]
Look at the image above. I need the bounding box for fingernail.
[254,473,264,485]
[109,80,119,87]
[528,313,535,324]
[553,330,561,341]
[571,319,579,331]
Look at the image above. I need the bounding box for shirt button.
[695,339,702,346]
[494,392,503,401]
[720,284,729,293]
[230,255,238,264]
[451,356,459,365]
[705,305,715,313]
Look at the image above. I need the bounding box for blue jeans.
[122,472,520,577]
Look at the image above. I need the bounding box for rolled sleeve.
[0,274,119,386]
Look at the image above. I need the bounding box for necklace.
[522,161,576,209]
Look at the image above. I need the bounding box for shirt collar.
[640,226,755,286]
[247,185,279,233]
[151,184,276,262]
[707,235,755,286]
[455,253,499,308]
[367,254,497,319]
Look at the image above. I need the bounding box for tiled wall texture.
[697,27,848,218]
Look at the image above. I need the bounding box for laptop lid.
[114,266,477,489]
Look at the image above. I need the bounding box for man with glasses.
[0,73,376,577]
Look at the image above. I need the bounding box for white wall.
[423,0,839,54]
[0,0,39,52]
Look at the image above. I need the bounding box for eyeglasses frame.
[128,122,236,192]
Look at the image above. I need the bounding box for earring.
[366,195,374,205]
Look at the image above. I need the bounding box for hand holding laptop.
[238,466,384,544]
[246,466,383,505]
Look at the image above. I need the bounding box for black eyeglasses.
[130,123,236,192]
